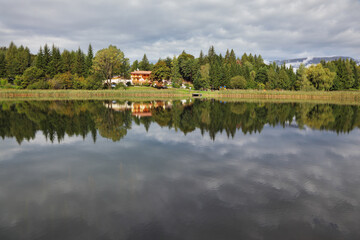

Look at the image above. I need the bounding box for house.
[131,70,152,85]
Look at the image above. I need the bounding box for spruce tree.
[171,57,182,87]
[130,60,139,71]
[74,47,85,76]
[139,54,151,70]
[0,52,6,78]
[36,47,45,70]
[43,44,51,74]
[5,42,19,79]
[49,45,62,77]
[85,44,93,75]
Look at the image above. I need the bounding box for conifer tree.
[0,52,6,78]
[61,50,73,73]
[43,44,51,74]
[36,46,45,70]
[171,57,182,87]
[48,45,62,77]
[74,47,85,76]
[199,50,205,65]
[85,44,93,75]
[139,54,151,70]
[5,42,19,79]
[130,60,139,72]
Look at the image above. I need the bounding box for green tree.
[177,51,197,82]
[306,64,335,90]
[255,67,268,84]
[36,47,45,70]
[5,42,19,79]
[294,64,314,91]
[48,45,62,77]
[74,47,85,76]
[194,63,210,90]
[85,44,94,76]
[43,44,51,74]
[17,66,45,88]
[139,54,151,70]
[61,50,74,73]
[230,75,247,89]
[266,67,278,90]
[171,57,182,87]
[130,60,139,72]
[0,52,7,78]
[93,45,125,88]
[150,60,171,81]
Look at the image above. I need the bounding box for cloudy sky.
[1,0,360,62]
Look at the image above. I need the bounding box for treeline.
[156,46,360,91]
[1,100,360,144]
[1,42,359,90]
[0,42,130,89]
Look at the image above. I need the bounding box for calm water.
[0,100,360,240]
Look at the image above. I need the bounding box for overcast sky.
[1,0,360,62]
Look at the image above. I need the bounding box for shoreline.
[1,88,360,104]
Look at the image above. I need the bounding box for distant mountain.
[272,56,360,69]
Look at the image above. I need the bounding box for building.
[131,71,152,85]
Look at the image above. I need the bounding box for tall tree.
[139,54,151,70]
[0,52,6,78]
[171,56,182,87]
[85,44,93,76]
[74,47,85,76]
[48,45,62,77]
[93,45,125,88]
[5,42,19,79]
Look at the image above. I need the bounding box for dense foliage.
[0,42,359,90]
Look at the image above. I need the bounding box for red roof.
[131,71,152,75]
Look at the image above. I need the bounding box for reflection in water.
[0,100,360,239]
[1,100,360,143]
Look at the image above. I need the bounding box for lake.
[0,100,360,240]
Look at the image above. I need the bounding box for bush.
[115,83,127,90]
[230,76,247,89]
[0,78,8,86]
[27,80,49,89]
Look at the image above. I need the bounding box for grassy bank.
[1,87,360,104]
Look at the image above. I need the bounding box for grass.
[1,87,360,104]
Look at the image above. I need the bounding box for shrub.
[27,80,49,89]
[0,78,8,86]
[230,76,247,89]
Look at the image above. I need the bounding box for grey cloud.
[0,0,360,62]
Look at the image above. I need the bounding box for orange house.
[131,71,152,85]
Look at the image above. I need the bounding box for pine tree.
[48,45,62,77]
[130,60,139,71]
[0,52,6,78]
[85,44,93,76]
[74,47,85,76]
[43,44,51,74]
[36,46,45,70]
[5,42,19,79]
[171,57,182,87]
[199,50,205,65]
[61,50,73,73]
[139,54,151,70]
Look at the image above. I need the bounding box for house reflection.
[104,100,182,117]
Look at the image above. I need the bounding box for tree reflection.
[1,100,360,143]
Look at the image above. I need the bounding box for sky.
[1,0,360,62]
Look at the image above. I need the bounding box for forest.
[1,100,360,144]
[0,42,359,91]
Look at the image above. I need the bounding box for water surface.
[0,100,359,240]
